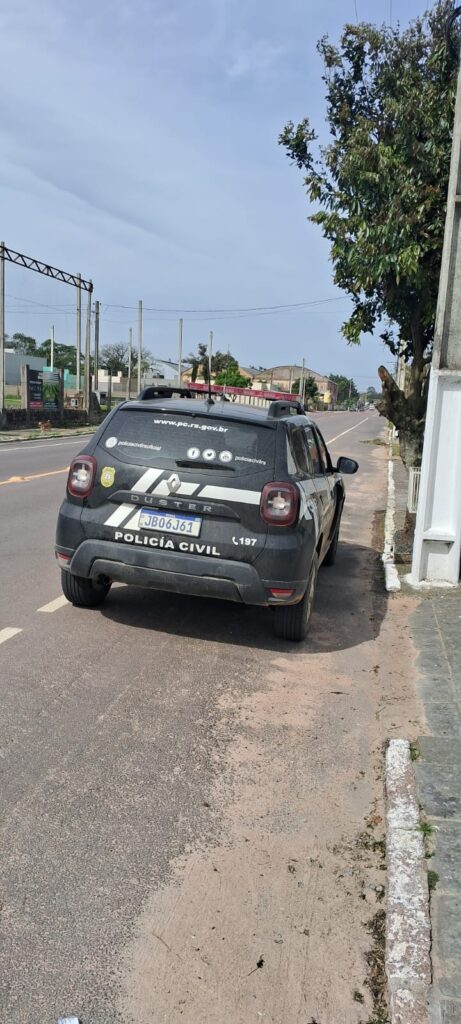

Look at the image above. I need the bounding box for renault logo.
[166,473,181,493]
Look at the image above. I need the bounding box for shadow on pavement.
[100,539,388,655]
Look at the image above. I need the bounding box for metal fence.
[408,466,422,513]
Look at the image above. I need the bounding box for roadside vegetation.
[279,0,457,467]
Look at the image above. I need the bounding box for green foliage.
[329,373,358,403]
[185,347,245,385]
[292,376,320,407]
[279,2,458,461]
[214,360,252,388]
[10,332,38,355]
[428,869,439,891]
[131,346,152,375]
[37,339,79,373]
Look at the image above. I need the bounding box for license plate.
[139,509,202,537]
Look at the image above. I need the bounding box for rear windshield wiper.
[175,460,235,471]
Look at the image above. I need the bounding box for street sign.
[28,369,43,409]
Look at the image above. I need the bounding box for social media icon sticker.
[187,447,201,460]
[105,436,117,449]
[219,450,233,463]
[203,449,216,461]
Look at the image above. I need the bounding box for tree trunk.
[376,365,426,468]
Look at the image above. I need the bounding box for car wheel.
[61,570,111,608]
[273,553,318,642]
[323,516,341,567]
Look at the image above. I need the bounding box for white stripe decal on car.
[105,503,135,527]
[130,468,163,493]
[200,485,261,505]
[104,468,164,526]
[123,510,143,530]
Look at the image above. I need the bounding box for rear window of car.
[99,409,276,474]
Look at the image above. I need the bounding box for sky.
[0,0,430,389]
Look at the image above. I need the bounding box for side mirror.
[336,456,359,475]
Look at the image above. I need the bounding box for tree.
[10,332,37,355]
[197,342,210,382]
[37,339,79,373]
[185,352,200,382]
[292,375,320,407]
[100,343,128,375]
[329,374,359,405]
[185,342,213,382]
[131,347,152,375]
[214,361,252,388]
[279,1,457,466]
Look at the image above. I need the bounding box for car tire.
[61,570,111,608]
[323,515,341,567]
[273,553,318,642]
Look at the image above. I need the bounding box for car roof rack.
[137,386,195,400]
[267,399,305,418]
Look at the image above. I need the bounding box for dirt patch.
[118,444,425,1024]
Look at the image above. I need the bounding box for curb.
[385,739,431,1024]
[382,445,401,592]
[0,429,95,444]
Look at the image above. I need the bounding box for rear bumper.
[57,539,306,607]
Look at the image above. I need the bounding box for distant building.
[147,358,179,380]
[181,361,337,404]
[5,351,45,385]
[237,365,337,404]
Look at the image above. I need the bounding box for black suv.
[55,395,358,640]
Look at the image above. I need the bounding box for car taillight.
[260,482,299,526]
[67,455,97,498]
[56,551,71,567]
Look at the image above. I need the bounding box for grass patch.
[428,869,439,892]
[410,741,421,762]
[418,819,436,840]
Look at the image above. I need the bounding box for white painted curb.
[385,739,431,1024]
[382,449,401,592]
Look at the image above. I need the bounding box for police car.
[55,394,358,640]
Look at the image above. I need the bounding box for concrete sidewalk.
[411,594,461,1024]
[393,455,461,1022]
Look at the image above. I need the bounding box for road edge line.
[382,441,401,592]
[385,738,431,1024]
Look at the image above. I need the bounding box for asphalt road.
[0,409,396,1024]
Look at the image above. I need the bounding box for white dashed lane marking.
[0,627,22,645]
[37,595,69,614]
[325,417,370,445]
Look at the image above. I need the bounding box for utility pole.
[84,282,92,413]
[411,33,461,585]
[94,300,99,392]
[76,273,82,394]
[178,318,183,386]
[300,358,306,406]
[0,242,5,418]
[208,330,213,384]
[50,324,55,371]
[127,327,132,399]
[137,300,142,394]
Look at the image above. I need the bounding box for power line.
[100,296,344,314]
